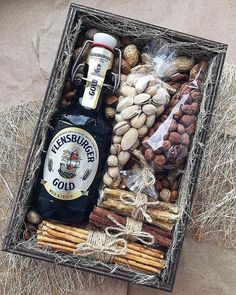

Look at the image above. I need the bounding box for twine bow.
[105,215,155,245]
[142,166,156,187]
[74,230,127,261]
[120,192,159,223]
[132,149,156,187]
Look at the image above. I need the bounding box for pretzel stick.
[38,240,161,274]
[41,221,164,258]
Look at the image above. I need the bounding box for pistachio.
[133,93,151,105]
[120,105,140,120]
[130,64,153,74]
[156,105,165,117]
[137,125,148,138]
[126,73,141,86]
[142,104,157,115]
[112,175,121,188]
[130,112,147,129]
[121,128,138,150]
[115,113,122,122]
[152,88,170,106]
[130,138,140,150]
[145,114,156,128]
[103,172,113,186]
[123,44,139,68]
[107,155,118,167]
[118,151,130,165]
[145,85,158,96]
[120,74,127,83]
[120,85,137,97]
[116,96,133,112]
[141,53,152,64]
[134,76,152,93]
[113,135,122,144]
[110,144,122,155]
[113,121,131,136]
[108,166,120,178]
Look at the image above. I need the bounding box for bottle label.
[80,46,114,109]
[42,127,99,201]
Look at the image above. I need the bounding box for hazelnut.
[121,59,131,75]
[23,230,30,241]
[173,110,182,120]
[185,94,193,105]
[191,102,199,114]
[166,146,178,162]
[159,188,171,202]
[175,159,185,168]
[161,140,172,152]
[145,148,154,161]
[171,190,178,202]
[180,115,195,127]
[154,122,162,130]
[181,133,190,146]
[172,180,178,190]
[177,123,185,134]
[185,123,195,135]
[148,127,156,136]
[155,180,162,191]
[25,222,37,234]
[169,82,181,92]
[176,144,188,160]
[154,154,166,168]
[26,210,42,225]
[191,91,202,102]
[181,104,192,115]
[180,84,192,94]
[161,114,168,122]
[108,167,120,178]
[169,132,181,144]
[170,73,187,82]
[169,119,178,131]
[161,179,170,189]
[105,95,118,105]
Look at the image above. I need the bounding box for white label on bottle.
[81,46,114,109]
[42,127,99,201]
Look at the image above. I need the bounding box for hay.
[187,63,236,249]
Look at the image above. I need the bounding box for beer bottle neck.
[79,46,114,112]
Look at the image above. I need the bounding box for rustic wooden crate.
[2,3,227,292]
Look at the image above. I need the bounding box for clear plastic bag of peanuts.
[142,60,208,171]
[141,43,178,79]
[120,149,158,200]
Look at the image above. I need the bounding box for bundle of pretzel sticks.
[37,220,166,274]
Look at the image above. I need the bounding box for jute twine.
[105,215,155,245]
[120,192,159,223]
[132,149,156,187]
[75,230,127,262]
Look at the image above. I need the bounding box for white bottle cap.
[93,33,117,49]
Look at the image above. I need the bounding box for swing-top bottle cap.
[93,33,117,50]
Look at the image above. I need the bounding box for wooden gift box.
[2,3,227,292]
